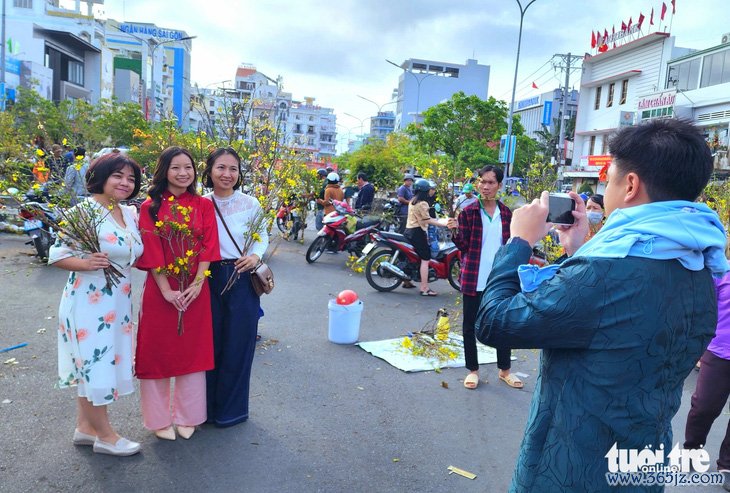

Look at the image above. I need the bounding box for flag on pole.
[621,21,627,30]
[661,2,667,20]
[591,31,596,48]
[532,82,539,89]
[671,0,676,14]
[627,17,632,28]
[650,7,655,25]
[638,13,645,29]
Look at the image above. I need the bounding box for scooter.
[305,200,383,263]
[276,199,304,241]
[19,190,57,261]
[361,229,461,292]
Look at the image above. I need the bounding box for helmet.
[317,168,328,177]
[404,173,415,181]
[428,180,436,189]
[462,183,474,193]
[413,178,431,192]
[327,172,340,182]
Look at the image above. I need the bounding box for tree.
[533,116,576,165]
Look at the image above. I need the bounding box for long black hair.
[148,146,197,221]
[201,147,243,190]
[411,188,431,205]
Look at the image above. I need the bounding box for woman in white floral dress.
[49,152,144,456]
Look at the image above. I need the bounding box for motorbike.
[19,189,57,261]
[276,199,304,241]
[305,200,385,263]
[361,229,461,292]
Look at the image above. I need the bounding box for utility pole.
[551,53,582,165]
[1,0,6,111]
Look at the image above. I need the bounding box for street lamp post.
[505,0,538,177]
[385,59,444,126]
[356,94,398,114]
[343,112,368,137]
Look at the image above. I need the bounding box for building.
[391,58,490,129]
[2,0,105,106]
[569,31,692,193]
[189,65,337,162]
[512,89,579,140]
[103,20,194,127]
[663,35,730,171]
[369,111,395,140]
[0,1,193,127]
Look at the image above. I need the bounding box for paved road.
[0,228,725,492]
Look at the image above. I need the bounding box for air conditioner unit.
[722,32,730,44]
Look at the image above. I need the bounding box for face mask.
[587,211,603,225]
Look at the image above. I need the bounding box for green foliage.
[518,161,558,202]
[578,182,594,195]
[336,133,424,191]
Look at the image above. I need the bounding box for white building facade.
[391,58,490,129]
[513,89,579,139]
[569,32,690,193]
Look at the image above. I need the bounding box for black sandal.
[420,289,438,296]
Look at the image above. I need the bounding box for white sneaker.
[93,437,141,456]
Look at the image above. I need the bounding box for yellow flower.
[167,263,174,270]
[401,337,413,349]
[168,196,175,202]
[155,220,164,228]
[204,270,212,277]
[35,149,45,157]
[155,267,162,273]
[75,155,83,161]
[177,258,185,266]
[186,250,193,257]
[32,183,40,190]
[62,138,68,145]
[173,266,180,274]
[252,232,262,242]
[58,220,67,227]
[74,164,82,171]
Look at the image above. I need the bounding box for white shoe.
[176,425,195,440]
[93,437,141,456]
[72,429,97,446]
[154,426,176,441]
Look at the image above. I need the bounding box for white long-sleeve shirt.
[205,191,269,260]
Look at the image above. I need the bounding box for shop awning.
[35,27,101,53]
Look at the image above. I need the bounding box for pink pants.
[139,371,207,430]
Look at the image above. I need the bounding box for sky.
[96,0,727,150]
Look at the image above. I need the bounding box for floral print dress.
[49,200,143,406]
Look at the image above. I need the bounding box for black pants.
[397,214,408,234]
[462,291,511,372]
[684,350,730,470]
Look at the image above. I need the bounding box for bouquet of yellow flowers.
[152,196,210,335]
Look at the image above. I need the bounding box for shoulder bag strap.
[212,198,243,256]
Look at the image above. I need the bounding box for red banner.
[588,155,613,167]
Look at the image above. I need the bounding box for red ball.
[336,289,358,305]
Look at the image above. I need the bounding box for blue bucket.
[328,299,363,344]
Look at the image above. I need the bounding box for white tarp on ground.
[357,334,514,373]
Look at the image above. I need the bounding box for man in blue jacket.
[477,118,729,492]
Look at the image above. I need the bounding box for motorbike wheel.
[33,229,52,261]
[276,214,290,234]
[365,250,403,292]
[448,256,462,291]
[306,236,329,263]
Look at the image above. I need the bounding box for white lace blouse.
[205,191,269,260]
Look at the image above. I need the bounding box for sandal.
[499,373,523,389]
[464,373,479,389]
[420,289,438,296]
[402,282,416,289]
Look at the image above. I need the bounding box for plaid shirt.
[452,200,512,296]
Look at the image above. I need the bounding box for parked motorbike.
[19,190,57,260]
[305,200,384,263]
[362,230,461,292]
[276,199,304,241]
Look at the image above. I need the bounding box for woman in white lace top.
[202,148,269,427]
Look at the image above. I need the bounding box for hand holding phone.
[546,193,576,225]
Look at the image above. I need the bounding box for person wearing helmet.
[404,179,456,296]
[314,168,329,231]
[396,173,415,234]
[320,172,344,216]
[455,183,478,211]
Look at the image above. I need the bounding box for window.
[13,0,32,7]
[606,83,615,107]
[67,60,84,86]
[668,58,702,90]
[700,49,730,88]
[620,79,628,105]
[307,125,315,134]
[209,100,215,107]
[594,86,602,110]
[589,135,597,155]
[601,136,609,155]
[307,138,315,146]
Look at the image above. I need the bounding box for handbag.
[212,198,274,296]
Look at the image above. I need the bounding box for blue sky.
[98,0,727,145]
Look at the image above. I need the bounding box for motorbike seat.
[356,216,380,230]
[433,243,457,260]
[379,231,407,242]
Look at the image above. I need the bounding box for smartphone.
[546,193,576,225]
